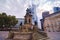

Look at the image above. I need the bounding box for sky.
[0,0,60,19]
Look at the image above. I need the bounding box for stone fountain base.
[6,31,33,40]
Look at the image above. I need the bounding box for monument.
[6,8,48,40]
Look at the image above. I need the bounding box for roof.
[16,18,24,20]
[45,11,60,18]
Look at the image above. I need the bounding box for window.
[47,24,51,32]
[29,19,31,23]
[24,19,27,24]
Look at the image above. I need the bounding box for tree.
[0,12,18,31]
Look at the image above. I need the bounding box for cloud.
[53,1,60,7]
[0,0,28,18]
[42,1,52,11]
[37,0,60,19]
[0,0,60,18]
[0,0,6,5]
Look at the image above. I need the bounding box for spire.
[26,8,31,14]
[25,8,32,16]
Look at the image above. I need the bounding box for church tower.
[21,8,33,32]
[24,8,32,24]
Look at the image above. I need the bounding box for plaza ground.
[0,31,60,40]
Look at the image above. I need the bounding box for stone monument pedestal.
[13,32,33,40]
[7,31,33,40]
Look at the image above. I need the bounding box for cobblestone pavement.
[0,31,60,40]
[47,32,60,40]
[0,31,9,40]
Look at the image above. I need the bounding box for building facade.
[43,11,60,32]
[40,11,49,31]
[15,18,24,27]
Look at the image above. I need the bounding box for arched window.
[47,24,51,32]
[24,19,27,24]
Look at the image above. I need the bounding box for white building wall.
[15,18,24,27]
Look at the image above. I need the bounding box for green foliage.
[0,12,18,30]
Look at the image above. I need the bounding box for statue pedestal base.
[7,31,33,40]
[13,32,33,40]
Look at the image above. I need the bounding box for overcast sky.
[0,0,60,19]
[0,0,60,28]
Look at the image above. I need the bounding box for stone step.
[13,32,32,40]
[5,39,13,40]
[14,32,32,35]
[33,32,48,40]
[13,38,32,40]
